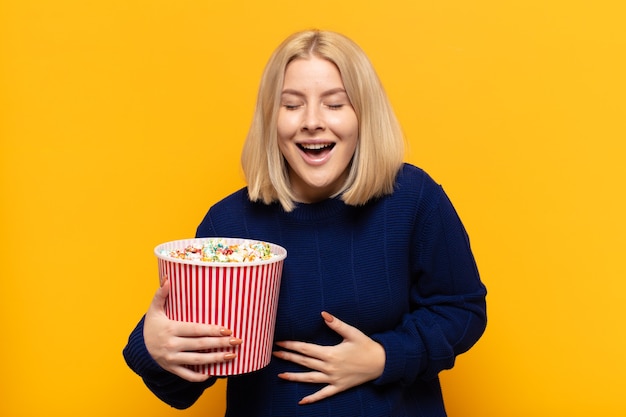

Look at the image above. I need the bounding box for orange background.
[1,1,625,416]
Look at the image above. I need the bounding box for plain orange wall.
[2,1,625,416]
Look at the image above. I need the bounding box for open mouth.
[297,143,335,157]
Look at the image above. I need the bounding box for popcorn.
[161,238,276,263]
[154,237,287,375]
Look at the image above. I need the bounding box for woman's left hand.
[272,311,386,405]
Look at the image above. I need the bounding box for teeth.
[300,143,333,150]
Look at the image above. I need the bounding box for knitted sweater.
[123,163,487,416]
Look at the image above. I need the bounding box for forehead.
[282,57,345,90]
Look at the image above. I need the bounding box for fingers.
[175,321,235,338]
[148,330,243,382]
[320,310,333,322]
[150,275,170,312]
[274,312,383,405]
[298,385,338,405]
[150,277,238,339]
[320,311,362,340]
[167,351,238,382]
[170,365,213,382]
[276,370,341,405]
[273,311,356,364]
[169,349,238,368]
[273,345,324,371]
[144,276,252,382]
[173,333,243,353]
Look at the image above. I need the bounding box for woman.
[124,29,487,416]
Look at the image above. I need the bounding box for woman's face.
[277,56,358,204]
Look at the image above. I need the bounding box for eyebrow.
[281,88,348,98]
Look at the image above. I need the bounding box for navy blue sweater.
[123,164,487,416]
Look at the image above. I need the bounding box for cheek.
[276,112,298,139]
[329,114,359,140]
[277,138,289,158]
[276,127,295,162]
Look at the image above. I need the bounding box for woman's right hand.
[143,275,242,382]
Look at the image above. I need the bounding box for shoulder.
[211,187,250,209]
[197,188,283,238]
[196,188,251,237]
[393,164,469,236]
[381,163,456,231]
[393,163,444,201]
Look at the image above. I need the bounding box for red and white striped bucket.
[154,238,287,375]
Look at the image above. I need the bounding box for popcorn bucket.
[154,237,287,375]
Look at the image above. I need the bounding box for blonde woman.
[124,30,487,417]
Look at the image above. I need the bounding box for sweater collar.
[284,196,350,222]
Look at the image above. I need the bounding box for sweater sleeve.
[122,316,218,409]
[121,195,239,408]
[371,185,487,385]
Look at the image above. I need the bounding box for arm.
[123,316,217,409]
[123,278,240,409]
[372,187,487,385]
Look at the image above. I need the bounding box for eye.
[282,104,301,110]
[326,104,344,110]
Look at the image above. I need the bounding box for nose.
[301,105,324,132]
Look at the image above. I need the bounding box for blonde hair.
[241,30,405,212]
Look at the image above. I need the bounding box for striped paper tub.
[154,238,287,375]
